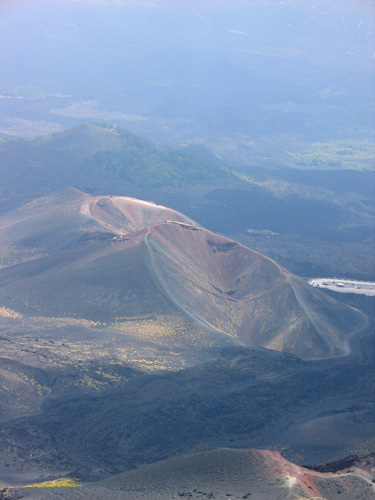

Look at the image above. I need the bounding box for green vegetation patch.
[294,141,375,171]
[93,123,235,188]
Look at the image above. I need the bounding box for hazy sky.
[0,0,373,144]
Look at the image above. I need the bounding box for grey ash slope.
[1,338,375,497]
[4,340,375,474]
[5,449,375,500]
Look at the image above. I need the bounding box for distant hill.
[33,122,126,154]
[0,123,236,214]
[93,123,234,188]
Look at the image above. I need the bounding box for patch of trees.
[93,124,233,188]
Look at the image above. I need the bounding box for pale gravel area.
[309,278,375,296]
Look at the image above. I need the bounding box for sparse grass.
[222,167,264,185]
[0,307,22,319]
[0,244,45,268]
[10,478,82,488]
[49,316,104,328]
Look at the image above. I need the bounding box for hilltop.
[0,187,197,263]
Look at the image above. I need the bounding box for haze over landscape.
[0,1,374,499]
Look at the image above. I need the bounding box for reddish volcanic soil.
[144,222,368,357]
[80,192,199,237]
[0,187,196,258]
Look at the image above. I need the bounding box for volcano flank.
[0,188,368,359]
[0,189,374,491]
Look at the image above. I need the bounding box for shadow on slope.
[0,338,374,484]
